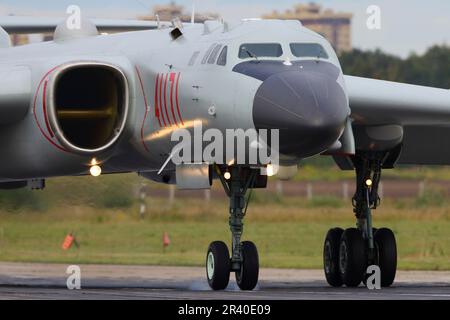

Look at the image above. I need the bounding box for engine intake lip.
[47,61,130,155]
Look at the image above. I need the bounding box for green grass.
[0,198,449,270]
[1,159,450,270]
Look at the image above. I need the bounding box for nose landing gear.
[206,166,262,291]
[324,152,397,287]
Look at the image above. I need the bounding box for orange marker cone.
[62,233,75,250]
[163,232,171,250]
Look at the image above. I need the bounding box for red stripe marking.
[175,72,184,126]
[135,66,150,153]
[154,73,162,127]
[42,79,54,138]
[33,66,68,153]
[159,73,167,127]
[169,73,178,127]
[163,73,172,126]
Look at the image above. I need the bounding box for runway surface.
[0,263,449,300]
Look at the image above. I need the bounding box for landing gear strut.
[324,152,397,287]
[206,166,260,291]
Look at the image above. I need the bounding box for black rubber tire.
[236,241,259,291]
[374,228,397,287]
[339,228,366,287]
[323,228,344,287]
[206,241,230,290]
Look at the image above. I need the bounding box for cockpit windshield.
[290,43,329,59]
[239,43,283,59]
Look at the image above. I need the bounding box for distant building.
[140,1,219,23]
[262,3,352,54]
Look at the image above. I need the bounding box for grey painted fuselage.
[1,18,450,184]
[0,19,348,182]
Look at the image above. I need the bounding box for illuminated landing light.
[224,172,231,180]
[266,164,275,177]
[366,179,373,187]
[90,165,102,177]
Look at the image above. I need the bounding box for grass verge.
[0,198,448,270]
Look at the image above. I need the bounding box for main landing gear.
[206,166,261,291]
[323,152,397,287]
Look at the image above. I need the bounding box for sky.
[1,0,449,57]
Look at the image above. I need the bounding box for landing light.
[366,179,373,187]
[224,172,231,180]
[90,165,102,177]
[266,164,275,177]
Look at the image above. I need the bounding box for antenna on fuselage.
[191,1,196,24]
[134,0,162,29]
[156,14,161,29]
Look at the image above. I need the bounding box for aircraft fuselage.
[0,19,349,182]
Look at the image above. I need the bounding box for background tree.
[340,45,450,89]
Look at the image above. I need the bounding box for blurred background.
[0,0,449,270]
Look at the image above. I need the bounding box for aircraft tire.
[323,227,344,287]
[374,228,397,287]
[339,228,366,287]
[206,241,230,290]
[236,241,259,291]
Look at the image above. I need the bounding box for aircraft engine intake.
[49,63,129,154]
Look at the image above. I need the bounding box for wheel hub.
[339,241,348,273]
[207,252,215,280]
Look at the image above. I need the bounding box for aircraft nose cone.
[253,70,349,158]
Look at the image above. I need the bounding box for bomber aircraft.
[0,15,449,291]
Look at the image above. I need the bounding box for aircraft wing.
[345,75,450,165]
[0,16,162,34]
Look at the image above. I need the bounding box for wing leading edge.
[345,75,450,165]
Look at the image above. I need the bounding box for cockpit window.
[290,43,329,59]
[239,43,283,59]
[217,46,228,66]
[188,51,200,66]
[207,44,223,64]
[202,44,216,64]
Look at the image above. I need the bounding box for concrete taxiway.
[0,263,449,300]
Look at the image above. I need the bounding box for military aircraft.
[0,15,449,291]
